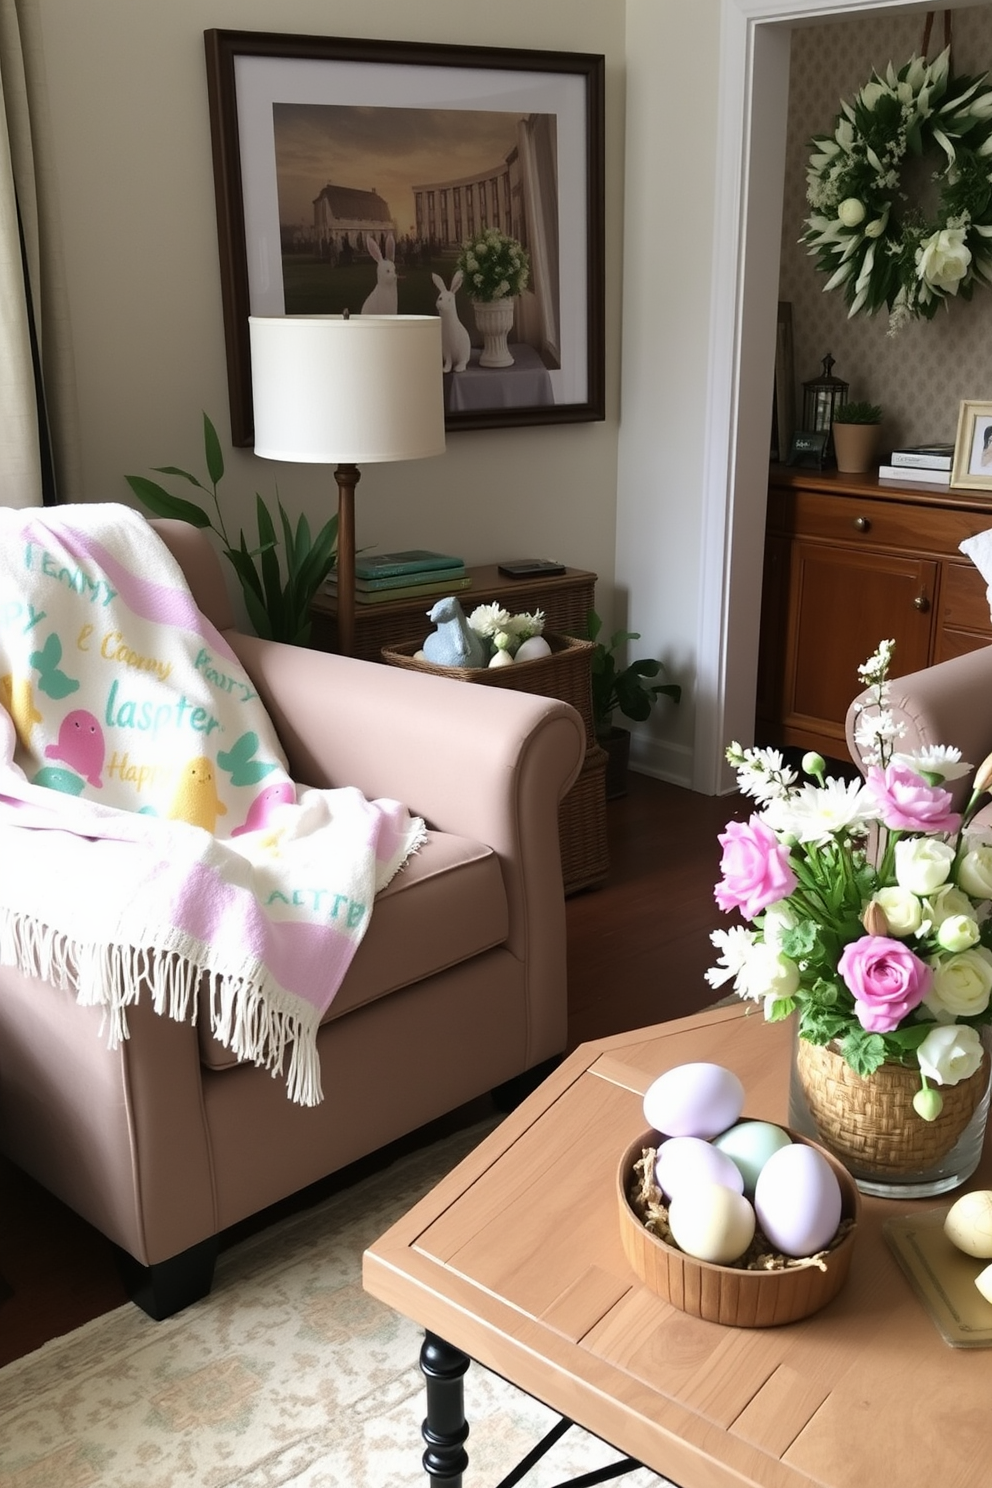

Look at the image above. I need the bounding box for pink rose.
[714,816,796,919]
[838,934,933,1032]
[864,763,960,835]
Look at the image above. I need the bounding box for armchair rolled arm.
[846,644,992,804]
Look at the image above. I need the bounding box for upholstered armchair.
[0,518,586,1318]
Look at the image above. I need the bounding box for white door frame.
[694,0,959,794]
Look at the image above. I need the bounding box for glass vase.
[788,1024,992,1199]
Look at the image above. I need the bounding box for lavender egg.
[643,1062,745,1140]
[655,1135,745,1200]
[754,1143,842,1257]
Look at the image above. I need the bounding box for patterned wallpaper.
[779,7,992,453]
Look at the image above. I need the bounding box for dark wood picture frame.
[204,29,606,445]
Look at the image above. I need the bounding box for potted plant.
[831,401,883,474]
[126,413,337,646]
[454,228,530,368]
[585,610,681,798]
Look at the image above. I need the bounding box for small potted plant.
[585,610,681,798]
[831,401,883,474]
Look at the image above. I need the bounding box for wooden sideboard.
[310,563,597,663]
[757,466,992,759]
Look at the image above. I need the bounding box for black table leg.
[421,1332,470,1486]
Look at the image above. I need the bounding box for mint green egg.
[712,1120,792,1196]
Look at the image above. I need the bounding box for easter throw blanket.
[0,503,425,1104]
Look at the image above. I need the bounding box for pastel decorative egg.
[655,1135,744,1200]
[488,650,515,668]
[754,1142,842,1257]
[514,635,552,663]
[712,1120,793,1196]
[668,1182,756,1265]
[944,1191,992,1259]
[643,1063,745,1140]
[976,1262,992,1305]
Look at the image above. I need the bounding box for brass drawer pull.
[914,594,931,612]
[854,516,871,532]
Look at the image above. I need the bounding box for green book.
[354,549,465,580]
[324,575,472,605]
[352,564,467,592]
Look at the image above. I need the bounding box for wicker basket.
[381,634,596,745]
[381,633,607,894]
[617,1127,860,1327]
[795,1038,988,1178]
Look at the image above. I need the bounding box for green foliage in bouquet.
[125,414,337,647]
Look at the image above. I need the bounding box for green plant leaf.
[152,465,210,491]
[125,475,212,527]
[203,412,225,487]
[224,540,264,605]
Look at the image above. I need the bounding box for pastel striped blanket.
[0,504,425,1104]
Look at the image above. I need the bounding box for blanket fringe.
[0,906,323,1105]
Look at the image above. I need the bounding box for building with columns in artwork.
[411,146,526,251]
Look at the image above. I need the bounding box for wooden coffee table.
[363,1004,992,1487]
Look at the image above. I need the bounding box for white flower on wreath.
[916,225,972,293]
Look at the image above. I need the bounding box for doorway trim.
[694,0,946,793]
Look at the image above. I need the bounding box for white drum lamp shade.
[248,314,445,655]
[249,315,445,463]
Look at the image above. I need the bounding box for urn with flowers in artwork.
[456,228,531,369]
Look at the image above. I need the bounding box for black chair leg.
[116,1236,218,1320]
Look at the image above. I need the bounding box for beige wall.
[33,0,626,625]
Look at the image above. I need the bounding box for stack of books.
[878,444,955,488]
[323,549,469,605]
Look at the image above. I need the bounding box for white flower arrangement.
[802,48,992,332]
[467,604,546,664]
[708,641,992,1119]
[455,229,530,302]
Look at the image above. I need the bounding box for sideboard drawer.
[787,491,992,558]
[940,560,992,635]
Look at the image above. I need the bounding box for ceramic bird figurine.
[422,596,486,668]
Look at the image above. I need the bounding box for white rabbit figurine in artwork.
[432,270,471,373]
[361,233,398,314]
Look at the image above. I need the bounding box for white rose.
[873,887,923,936]
[917,1024,985,1086]
[837,197,866,227]
[916,226,972,293]
[895,837,955,895]
[761,902,796,950]
[925,946,992,1020]
[735,941,799,1005]
[926,883,976,928]
[937,915,981,953]
[959,843,992,899]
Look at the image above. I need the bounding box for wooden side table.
[309,563,598,663]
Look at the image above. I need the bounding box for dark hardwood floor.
[0,772,744,1368]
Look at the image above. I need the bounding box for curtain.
[0,0,79,506]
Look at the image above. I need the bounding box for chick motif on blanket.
[44,709,105,788]
[0,675,42,752]
[232,779,295,836]
[168,755,228,832]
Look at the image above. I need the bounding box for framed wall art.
[951,399,992,492]
[204,29,606,444]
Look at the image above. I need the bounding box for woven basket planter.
[794,1037,988,1178]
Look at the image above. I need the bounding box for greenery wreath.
[803,47,992,333]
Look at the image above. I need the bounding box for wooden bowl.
[617,1127,860,1327]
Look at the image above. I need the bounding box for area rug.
[0,1120,667,1487]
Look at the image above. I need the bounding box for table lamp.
[248,314,446,655]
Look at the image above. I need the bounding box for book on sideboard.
[342,564,467,592]
[888,444,955,470]
[878,462,951,487]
